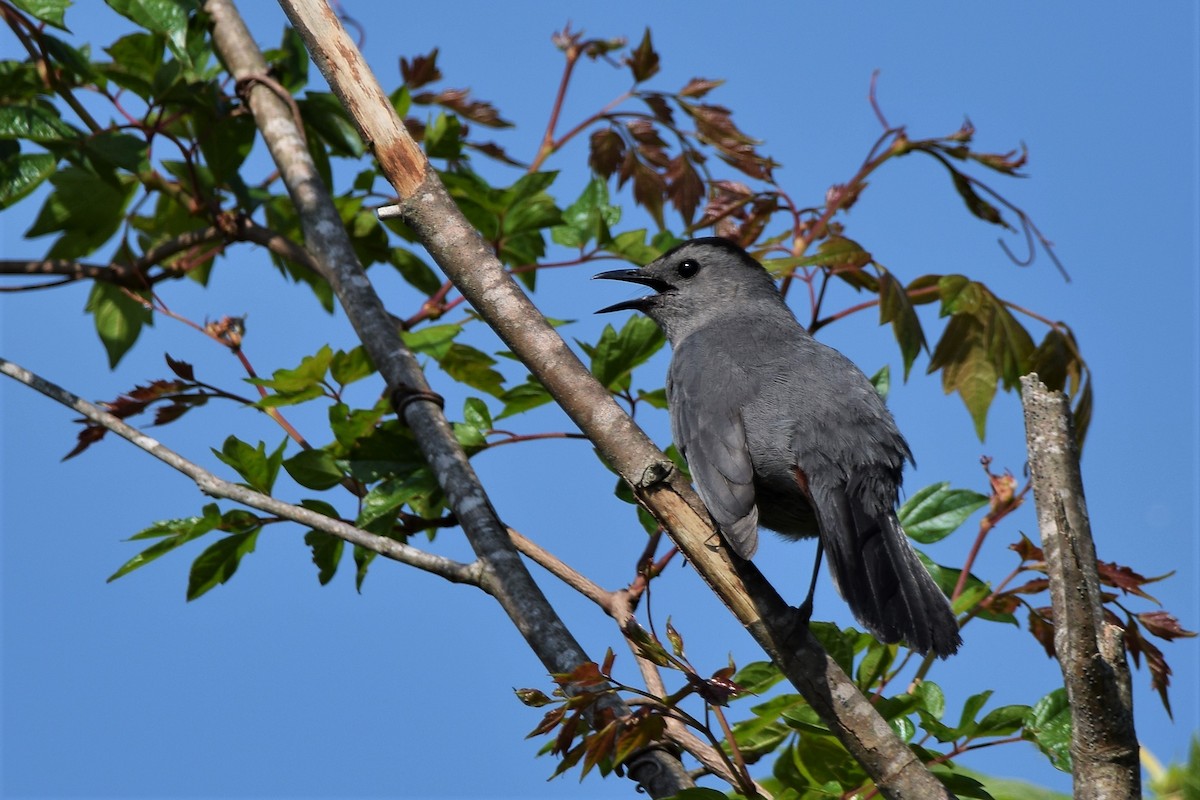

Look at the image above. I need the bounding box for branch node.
[389,383,446,422]
[635,460,674,489]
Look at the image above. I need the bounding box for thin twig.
[0,357,482,586]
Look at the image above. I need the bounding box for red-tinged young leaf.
[1028,606,1056,657]
[1096,560,1167,602]
[948,118,976,143]
[613,713,665,766]
[970,143,1028,175]
[1125,622,1176,717]
[697,668,745,706]
[63,424,107,460]
[400,48,441,88]
[515,688,554,708]
[1137,611,1197,642]
[629,158,666,227]
[549,739,587,780]
[580,719,619,779]
[588,128,625,179]
[152,395,207,426]
[946,162,1011,229]
[556,661,606,690]
[679,77,724,98]
[665,154,703,223]
[165,353,195,381]
[416,87,513,128]
[641,93,674,125]
[1011,533,1045,563]
[555,710,583,757]
[1008,577,1050,595]
[626,29,659,83]
[528,705,566,738]
[980,593,1020,615]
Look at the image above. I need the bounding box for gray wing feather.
[668,342,760,558]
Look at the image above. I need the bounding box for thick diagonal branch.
[1020,374,1139,799]
[207,2,692,796]
[274,2,952,798]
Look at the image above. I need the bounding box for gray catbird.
[595,237,961,658]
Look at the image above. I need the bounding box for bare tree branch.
[275,2,953,797]
[207,1,693,794]
[1020,374,1140,799]
[0,357,481,585]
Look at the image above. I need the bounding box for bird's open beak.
[592,269,671,314]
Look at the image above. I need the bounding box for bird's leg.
[796,539,824,625]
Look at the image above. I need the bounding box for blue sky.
[2,3,1197,798]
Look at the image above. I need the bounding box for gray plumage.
[595,237,961,658]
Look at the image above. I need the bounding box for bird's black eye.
[677,259,701,279]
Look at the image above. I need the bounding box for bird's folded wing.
[668,348,760,558]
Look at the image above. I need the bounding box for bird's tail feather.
[824,505,962,658]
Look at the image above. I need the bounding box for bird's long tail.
[823,500,962,658]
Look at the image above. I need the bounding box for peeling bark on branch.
[1020,374,1140,800]
[275,1,953,797]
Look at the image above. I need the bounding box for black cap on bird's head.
[593,237,785,341]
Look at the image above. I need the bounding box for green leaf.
[402,323,462,358]
[1024,688,1072,772]
[869,365,890,400]
[928,313,996,440]
[551,177,621,249]
[357,471,436,530]
[108,505,222,581]
[0,152,57,209]
[10,0,71,29]
[927,766,996,800]
[463,397,492,431]
[581,315,665,391]
[878,270,925,378]
[390,248,443,295]
[0,105,78,142]
[424,112,463,159]
[975,704,1030,738]
[105,0,191,70]
[213,436,286,494]
[27,166,136,259]
[186,530,259,601]
[915,680,946,719]
[330,346,375,386]
[603,228,660,265]
[84,131,149,173]
[353,544,376,592]
[898,482,989,544]
[301,501,343,586]
[197,112,256,183]
[955,689,995,738]
[439,343,506,397]
[84,282,153,368]
[262,25,309,94]
[102,33,165,99]
[297,91,364,157]
[329,400,388,450]
[496,379,552,420]
[731,660,785,696]
[283,448,345,490]
[249,345,332,404]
